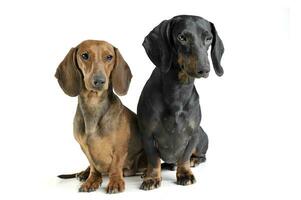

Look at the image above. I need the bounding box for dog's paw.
[176,173,196,185]
[140,178,161,190]
[106,179,125,194]
[190,155,206,167]
[78,181,101,192]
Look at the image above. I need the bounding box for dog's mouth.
[180,65,208,79]
[91,89,100,93]
[90,87,105,94]
[85,83,105,94]
[199,72,209,78]
[86,89,103,97]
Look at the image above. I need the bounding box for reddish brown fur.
[56,40,146,193]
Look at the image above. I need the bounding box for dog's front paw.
[140,177,161,190]
[106,179,125,194]
[176,173,196,185]
[78,181,101,192]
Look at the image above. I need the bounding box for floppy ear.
[142,20,173,73]
[55,48,82,97]
[210,22,224,76]
[111,48,132,96]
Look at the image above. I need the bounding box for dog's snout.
[92,75,106,88]
[197,70,209,75]
[197,68,210,78]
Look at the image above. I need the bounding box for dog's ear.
[55,48,82,97]
[111,48,132,96]
[143,20,173,73]
[210,22,224,76]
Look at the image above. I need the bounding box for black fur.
[137,15,224,189]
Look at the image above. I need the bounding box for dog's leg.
[176,134,199,185]
[106,153,127,194]
[78,166,102,192]
[191,126,208,167]
[176,161,196,185]
[140,135,162,190]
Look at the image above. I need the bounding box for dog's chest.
[153,90,201,162]
[77,132,113,173]
[74,100,115,172]
[162,108,194,134]
[153,107,198,162]
[154,125,189,163]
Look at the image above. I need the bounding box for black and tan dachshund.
[137,15,224,190]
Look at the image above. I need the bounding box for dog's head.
[143,15,224,78]
[55,40,132,97]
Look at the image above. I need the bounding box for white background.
[0,0,300,199]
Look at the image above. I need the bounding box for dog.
[137,15,224,190]
[55,40,146,193]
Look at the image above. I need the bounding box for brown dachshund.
[55,40,146,193]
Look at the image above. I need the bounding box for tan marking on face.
[178,69,190,83]
[177,52,198,77]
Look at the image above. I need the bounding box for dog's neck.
[160,66,195,109]
[78,88,112,133]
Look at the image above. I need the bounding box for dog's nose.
[92,75,106,88]
[197,69,210,77]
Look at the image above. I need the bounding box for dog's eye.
[81,52,89,60]
[177,34,186,42]
[105,55,113,61]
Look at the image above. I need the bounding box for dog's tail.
[57,167,90,180]
[57,173,77,179]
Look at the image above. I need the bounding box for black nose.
[197,69,210,77]
[92,75,106,88]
